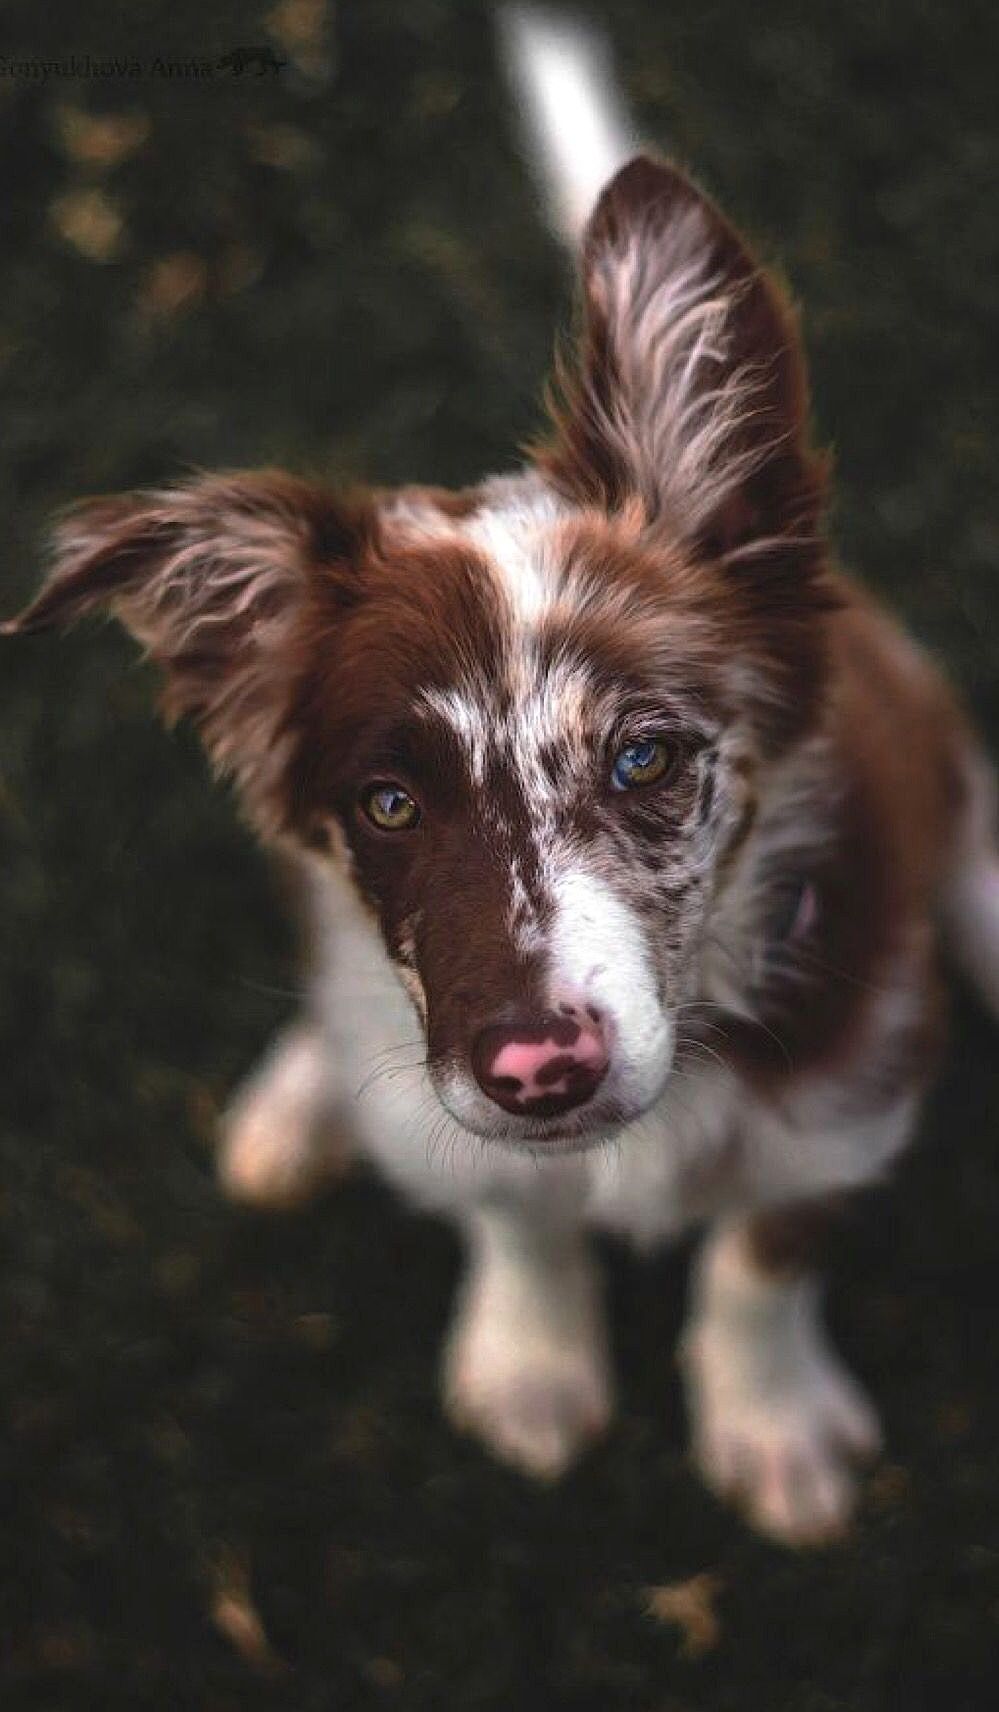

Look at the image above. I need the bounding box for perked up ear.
[3,470,370,836]
[536,154,828,574]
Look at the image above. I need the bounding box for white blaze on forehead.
[546,866,674,1106]
[467,481,567,627]
[417,631,599,804]
[413,484,573,787]
[418,684,491,785]
[468,509,552,626]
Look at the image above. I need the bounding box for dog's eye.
[361,782,421,831]
[610,738,675,791]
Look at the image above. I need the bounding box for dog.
[6,9,998,1545]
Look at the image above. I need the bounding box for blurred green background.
[2,2,998,1706]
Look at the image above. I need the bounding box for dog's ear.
[537,154,827,578]
[3,470,370,835]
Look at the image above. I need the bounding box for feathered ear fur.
[3,470,370,836]
[537,154,828,579]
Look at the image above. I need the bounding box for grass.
[2,2,998,1706]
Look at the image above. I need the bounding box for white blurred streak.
[498,6,640,247]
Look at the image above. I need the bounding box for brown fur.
[707,579,963,1097]
[536,156,829,568]
[2,157,973,1131]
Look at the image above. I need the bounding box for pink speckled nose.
[471,1008,609,1118]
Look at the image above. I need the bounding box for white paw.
[681,1320,882,1546]
[217,1024,350,1209]
[442,1258,613,1480]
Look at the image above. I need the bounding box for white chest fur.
[310,869,911,1244]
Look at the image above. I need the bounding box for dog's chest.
[309,872,740,1231]
[583,1069,743,1246]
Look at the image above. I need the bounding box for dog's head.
[6,158,831,1148]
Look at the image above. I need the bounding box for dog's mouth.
[431,1069,649,1155]
[470,1113,626,1156]
[495,1112,623,1153]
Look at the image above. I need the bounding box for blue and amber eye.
[361,782,421,830]
[610,738,675,791]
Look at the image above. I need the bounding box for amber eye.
[361,782,421,831]
[610,737,675,791]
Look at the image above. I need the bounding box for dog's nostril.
[470,1009,609,1118]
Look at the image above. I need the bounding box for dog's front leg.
[680,1205,882,1544]
[443,1196,614,1480]
[216,1019,351,1208]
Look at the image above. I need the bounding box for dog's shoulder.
[824,573,970,910]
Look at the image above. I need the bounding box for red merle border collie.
[6,11,999,1543]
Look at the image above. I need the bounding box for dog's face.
[300,489,761,1144]
[7,158,830,1149]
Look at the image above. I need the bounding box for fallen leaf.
[267,0,333,79]
[644,1572,723,1659]
[210,1551,286,1675]
[53,105,149,169]
[50,187,124,262]
[294,1310,338,1349]
[137,252,208,319]
[363,1657,404,1691]
[246,120,319,171]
